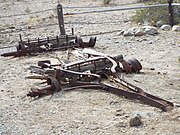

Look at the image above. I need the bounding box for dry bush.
[103,0,112,5]
[132,0,180,25]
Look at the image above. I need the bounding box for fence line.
[0,3,179,19]
[0,1,140,6]
[0,20,129,34]
[80,29,123,37]
[0,4,136,19]
[0,8,56,19]
[65,3,180,15]
[0,3,179,37]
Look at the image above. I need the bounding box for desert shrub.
[103,0,112,5]
[132,0,180,25]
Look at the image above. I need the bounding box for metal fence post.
[168,0,174,26]
[57,4,66,35]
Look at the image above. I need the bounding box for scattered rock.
[160,25,171,31]
[149,40,153,44]
[115,121,126,128]
[115,109,124,116]
[137,38,147,42]
[156,20,163,27]
[123,28,145,37]
[173,116,180,121]
[27,26,32,29]
[162,72,167,75]
[109,101,119,105]
[114,40,119,43]
[123,29,134,36]
[113,36,118,39]
[143,21,150,26]
[137,39,143,42]
[8,26,15,29]
[129,114,142,127]
[175,104,180,107]
[142,26,158,35]
[138,22,142,25]
[172,25,180,31]
[117,30,124,35]
[132,111,159,118]
[135,28,145,36]
[134,80,142,83]
[116,109,122,112]
[123,26,159,37]
[150,68,155,70]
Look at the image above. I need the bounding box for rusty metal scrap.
[26,49,173,111]
[1,4,97,57]
[1,35,96,57]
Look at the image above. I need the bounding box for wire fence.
[0,2,141,19]
[0,3,179,19]
[0,20,130,34]
[0,2,179,45]
[66,3,180,15]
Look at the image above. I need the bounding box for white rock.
[143,21,150,26]
[172,25,180,31]
[160,25,171,31]
[123,28,143,37]
[142,26,158,35]
[123,29,134,36]
[117,30,124,35]
[156,20,163,27]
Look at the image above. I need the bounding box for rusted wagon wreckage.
[1,35,96,57]
[1,4,174,111]
[1,4,96,57]
[27,48,174,111]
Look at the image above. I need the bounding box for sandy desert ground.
[0,0,180,135]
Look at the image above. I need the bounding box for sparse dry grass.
[132,0,180,25]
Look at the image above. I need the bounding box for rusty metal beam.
[57,4,66,35]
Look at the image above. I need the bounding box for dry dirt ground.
[0,0,180,135]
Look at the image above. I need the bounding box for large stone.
[160,25,171,31]
[156,20,163,27]
[172,25,180,31]
[135,28,145,36]
[129,114,142,127]
[142,26,158,35]
[123,29,135,36]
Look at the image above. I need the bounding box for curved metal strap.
[48,76,61,92]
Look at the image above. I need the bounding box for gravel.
[0,0,180,135]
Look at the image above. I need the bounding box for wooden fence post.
[168,0,174,26]
[57,4,66,35]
